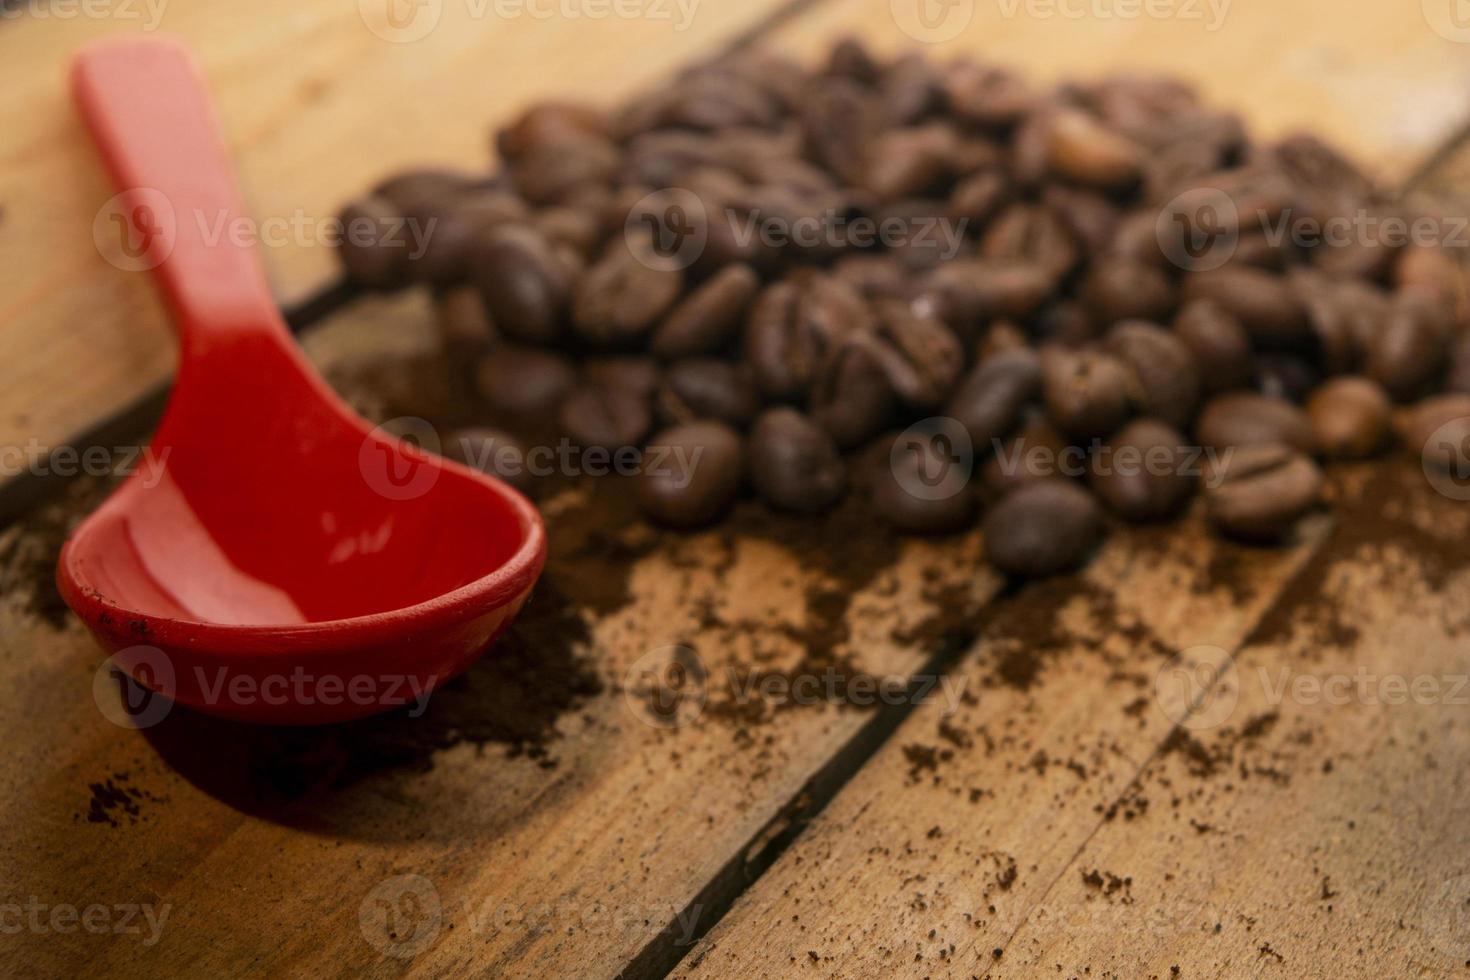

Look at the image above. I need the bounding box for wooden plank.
[0,288,1004,978]
[986,461,1470,977]
[0,0,790,500]
[673,512,1334,977]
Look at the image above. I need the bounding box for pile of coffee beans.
[335,38,1470,579]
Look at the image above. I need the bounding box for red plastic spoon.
[58,38,545,725]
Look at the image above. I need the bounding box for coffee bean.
[638,422,744,529]
[873,431,977,534]
[1087,418,1196,522]
[497,102,609,159]
[1252,354,1320,404]
[1195,391,1316,454]
[981,413,1076,499]
[1080,258,1176,325]
[444,427,534,495]
[1172,300,1252,395]
[572,233,685,347]
[924,260,1056,324]
[1448,332,1470,394]
[336,196,410,290]
[559,382,652,450]
[945,62,1036,127]
[979,203,1078,281]
[1400,394,1470,472]
[414,192,528,285]
[373,169,479,222]
[1204,443,1322,541]
[800,78,876,186]
[860,299,964,409]
[1105,320,1201,429]
[658,359,759,427]
[1182,267,1309,349]
[1304,376,1392,459]
[434,286,497,358]
[471,224,570,344]
[474,346,575,424]
[535,204,606,257]
[1040,346,1133,442]
[863,125,955,201]
[1365,291,1451,401]
[583,357,661,399]
[1045,108,1144,189]
[983,479,1104,578]
[746,274,873,402]
[946,348,1041,450]
[949,170,1009,225]
[649,264,759,359]
[811,340,897,449]
[748,408,846,513]
[1394,245,1465,305]
[511,132,620,206]
[1292,268,1390,374]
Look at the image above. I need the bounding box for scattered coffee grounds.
[334,35,1470,583]
[0,475,114,628]
[78,771,162,828]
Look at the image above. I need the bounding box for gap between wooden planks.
[0,0,799,513]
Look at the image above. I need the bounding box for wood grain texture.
[0,0,787,496]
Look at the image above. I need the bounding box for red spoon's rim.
[55,464,548,656]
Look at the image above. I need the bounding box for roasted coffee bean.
[981,414,1077,500]
[535,204,605,257]
[373,169,479,222]
[1040,346,1133,442]
[800,78,876,186]
[859,299,963,409]
[1170,299,1252,393]
[559,382,652,450]
[880,52,942,125]
[1080,258,1175,325]
[811,340,896,449]
[650,264,759,358]
[1204,443,1323,541]
[444,427,534,495]
[979,203,1079,281]
[434,286,497,357]
[949,170,1009,225]
[572,234,684,347]
[827,36,881,82]
[413,192,530,285]
[1195,391,1316,454]
[583,357,661,399]
[1394,245,1465,305]
[1292,268,1391,374]
[748,408,846,513]
[1105,320,1200,429]
[1304,376,1392,459]
[511,132,620,206]
[746,274,873,402]
[944,62,1036,127]
[638,422,744,529]
[497,102,609,159]
[1087,418,1196,522]
[1365,291,1451,401]
[1035,302,1100,348]
[946,348,1041,450]
[1043,185,1121,256]
[924,260,1056,324]
[983,479,1104,578]
[1401,394,1470,471]
[474,346,575,423]
[658,360,759,427]
[863,125,955,201]
[1045,108,1144,189]
[471,224,570,344]
[337,196,410,289]
[873,431,977,534]
[1181,267,1310,349]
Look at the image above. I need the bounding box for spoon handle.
[71,38,283,358]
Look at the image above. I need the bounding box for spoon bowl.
[59,38,545,724]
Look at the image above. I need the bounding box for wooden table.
[2,2,1469,977]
